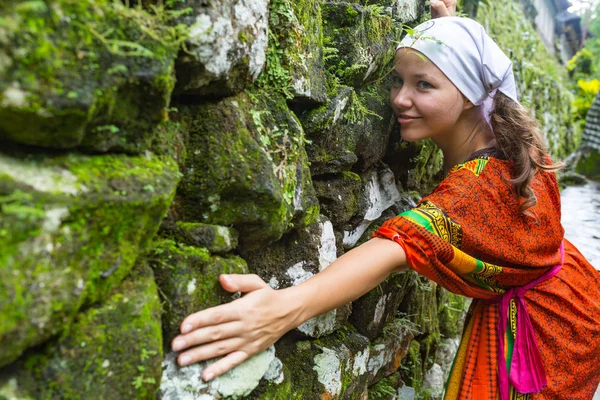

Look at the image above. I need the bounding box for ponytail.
[489,92,563,213]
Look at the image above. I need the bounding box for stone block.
[159,346,281,399]
[301,84,393,176]
[241,216,350,338]
[0,0,178,153]
[172,90,319,250]
[0,150,179,366]
[0,263,164,400]
[167,0,269,96]
[150,239,249,346]
[262,0,328,104]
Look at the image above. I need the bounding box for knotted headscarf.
[396,17,520,121]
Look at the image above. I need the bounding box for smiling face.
[390,49,473,146]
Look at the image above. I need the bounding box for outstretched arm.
[171,237,408,381]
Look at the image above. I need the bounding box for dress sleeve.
[373,199,502,300]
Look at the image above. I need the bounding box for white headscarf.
[396,17,520,122]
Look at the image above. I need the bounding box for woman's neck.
[436,112,496,174]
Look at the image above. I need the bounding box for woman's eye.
[418,81,432,89]
[391,76,403,87]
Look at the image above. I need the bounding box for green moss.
[0,0,182,152]
[257,0,327,102]
[149,239,249,346]
[0,151,179,367]
[174,89,318,249]
[2,263,163,400]
[476,0,577,158]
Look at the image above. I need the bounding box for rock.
[436,287,468,339]
[170,222,239,253]
[260,0,327,104]
[241,216,350,338]
[302,84,394,176]
[0,149,179,367]
[260,320,413,399]
[384,134,444,194]
[149,239,249,346]
[342,167,402,249]
[0,0,178,153]
[159,346,279,399]
[172,90,319,250]
[0,263,164,400]
[321,2,402,88]
[313,171,363,227]
[166,0,269,96]
[350,270,416,340]
[422,363,444,399]
[399,276,440,337]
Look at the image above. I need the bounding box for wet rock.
[173,90,319,250]
[0,0,178,153]
[0,263,163,400]
[149,239,249,346]
[384,135,444,194]
[262,0,327,104]
[343,167,402,249]
[350,271,416,340]
[159,346,279,399]
[321,2,402,88]
[260,319,413,399]
[0,150,179,367]
[242,216,350,338]
[167,0,269,96]
[313,171,363,227]
[302,84,394,176]
[170,222,239,253]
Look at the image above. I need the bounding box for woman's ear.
[462,95,475,112]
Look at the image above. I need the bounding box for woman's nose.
[391,87,412,109]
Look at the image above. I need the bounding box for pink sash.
[486,242,564,400]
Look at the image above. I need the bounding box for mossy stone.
[301,84,393,176]
[173,89,317,250]
[149,239,249,347]
[0,150,179,367]
[0,0,178,153]
[0,262,163,400]
[259,0,327,104]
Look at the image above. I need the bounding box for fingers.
[177,337,245,367]
[220,274,269,293]
[431,0,451,17]
[180,303,238,334]
[201,351,249,381]
[172,321,244,352]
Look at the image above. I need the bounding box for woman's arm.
[171,237,408,381]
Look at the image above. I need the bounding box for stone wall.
[0,0,577,399]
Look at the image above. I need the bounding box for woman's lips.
[397,116,421,124]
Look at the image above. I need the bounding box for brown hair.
[489,92,563,213]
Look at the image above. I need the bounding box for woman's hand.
[431,0,456,17]
[171,274,300,381]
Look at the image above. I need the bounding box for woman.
[169,7,600,400]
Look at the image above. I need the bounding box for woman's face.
[389,49,471,145]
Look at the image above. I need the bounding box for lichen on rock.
[0,149,179,367]
[0,262,164,400]
[0,0,179,153]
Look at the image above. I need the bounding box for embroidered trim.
[399,200,463,248]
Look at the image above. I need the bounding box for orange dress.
[373,150,600,399]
